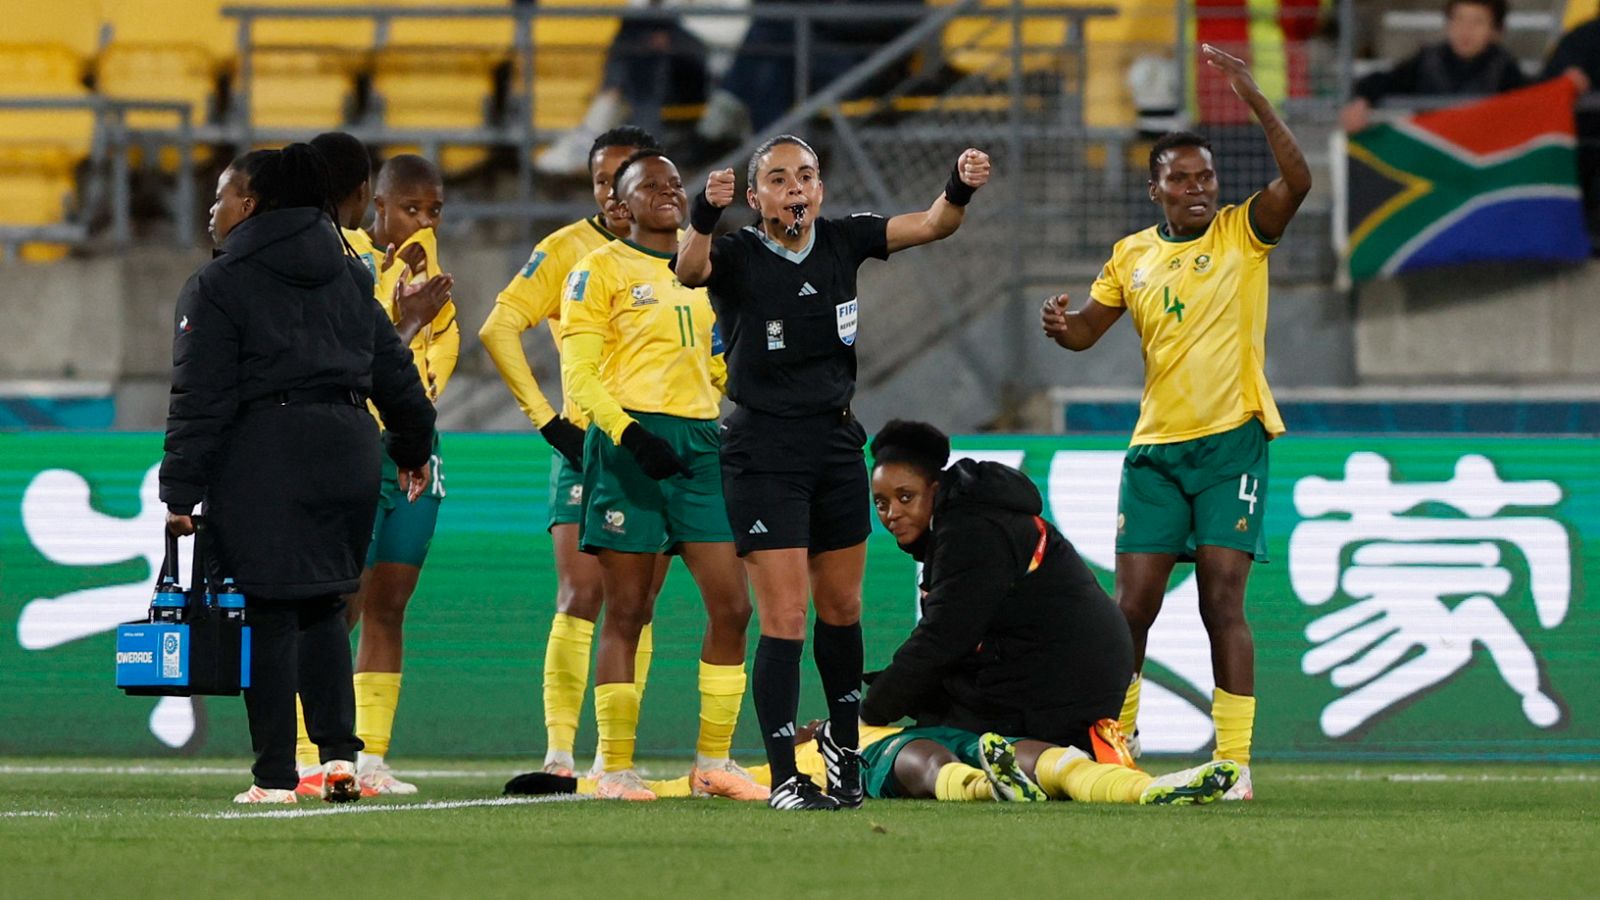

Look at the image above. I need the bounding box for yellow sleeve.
[424,301,460,401]
[1234,193,1278,257]
[559,257,634,443]
[478,300,560,428]
[710,351,728,397]
[561,332,634,444]
[1088,252,1125,308]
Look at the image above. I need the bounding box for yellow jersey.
[1089,195,1284,446]
[480,216,619,429]
[560,238,726,443]
[345,226,459,405]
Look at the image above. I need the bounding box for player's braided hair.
[747,134,818,186]
[232,143,337,222]
[1147,130,1212,181]
[589,126,662,174]
[870,420,951,481]
[309,131,371,205]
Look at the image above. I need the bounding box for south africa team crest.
[835,300,858,347]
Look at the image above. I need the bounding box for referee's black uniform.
[695,214,889,553]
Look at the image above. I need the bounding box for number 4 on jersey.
[1163,286,1185,322]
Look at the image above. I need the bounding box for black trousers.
[243,595,361,790]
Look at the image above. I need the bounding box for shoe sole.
[1141,761,1240,806]
[322,771,362,804]
[979,733,1047,802]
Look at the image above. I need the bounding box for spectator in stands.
[1544,16,1599,250]
[536,4,710,176]
[696,0,918,141]
[1340,0,1528,132]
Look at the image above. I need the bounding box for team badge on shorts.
[567,485,583,506]
[604,509,626,534]
[767,319,785,350]
[835,299,858,346]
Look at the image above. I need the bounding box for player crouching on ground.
[858,420,1239,805]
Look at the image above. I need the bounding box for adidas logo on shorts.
[748,520,769,535]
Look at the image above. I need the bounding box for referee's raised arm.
[673,167,736,287]
[884,148,991,253]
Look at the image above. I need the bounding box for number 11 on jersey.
[674,305,696,347]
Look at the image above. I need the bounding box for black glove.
[620,422,693,480]
[539,416,587,469]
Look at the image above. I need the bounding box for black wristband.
[688,189,724,235]
[943,163,977,207]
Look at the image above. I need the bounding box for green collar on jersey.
[621,237,676,259]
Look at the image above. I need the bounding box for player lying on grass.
[505,720,1236,805]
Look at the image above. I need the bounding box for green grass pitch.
[1,759,1596,899]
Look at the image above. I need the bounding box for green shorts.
[860,726,985,800]
[367,432,445,568]
[1116,418,1269,561]
[579,411,732,554]
[546,453,586,530]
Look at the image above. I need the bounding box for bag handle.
[159,529,182,586]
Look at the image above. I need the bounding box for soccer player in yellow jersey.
[1041,45,1312,801]
[560,151,760,802]
[478,127,668,778]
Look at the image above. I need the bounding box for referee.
[674,135,990,811]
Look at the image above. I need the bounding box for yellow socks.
[294,697,318,770]
[634,623,654,700]
[354,671,402,758]
[543,613,594,755]
[594,682,641,773]
[695,661,746,761]
[1213,687,1256,765]
[1035,747,1150,804]
[1119,673,1141,736]
[934,763,993,801]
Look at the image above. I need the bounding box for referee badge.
[835,300,858,347]
[766,319,785,350]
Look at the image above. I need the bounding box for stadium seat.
[0,165,77,263]
[245,0,377,132]
[0,0,100,168]
[518,0,628,134]
[372,0,515,174]
[97,0,236,135]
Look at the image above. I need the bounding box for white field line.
[1273,773,1600,783]
[201,795,591,819]
[0,764,518,778]
[0,811,59,817]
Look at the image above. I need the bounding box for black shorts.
[719,406,871,556]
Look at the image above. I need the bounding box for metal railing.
[0,98,196,254]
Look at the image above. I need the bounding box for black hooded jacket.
[860,459,1133,745]
[158,208,435,599]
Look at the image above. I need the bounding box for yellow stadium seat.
[0,46,95,168]
[246,0,376,132]
[97,0,236,133]
[0,165,77,263]
[518,0,627,133]
[371,0,514,173]
[7,0,105,59]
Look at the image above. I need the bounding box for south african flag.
[1342,77,1588,281]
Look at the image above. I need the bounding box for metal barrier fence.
[0,98,195,255]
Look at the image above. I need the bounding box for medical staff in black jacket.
[860,420,1135,754]
[159,144,437,804]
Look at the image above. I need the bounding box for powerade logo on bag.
[161,632,182,678]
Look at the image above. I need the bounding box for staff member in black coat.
[860,420,1136,755]
[159,144,437,805]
